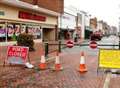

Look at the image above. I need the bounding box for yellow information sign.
[99,49,120,68]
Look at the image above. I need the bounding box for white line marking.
[103,73,111,88]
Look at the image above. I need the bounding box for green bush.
[17,33,35,51]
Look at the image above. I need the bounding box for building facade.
[58,7,76,40]
[84,14,92,39]
[60,6,91,40]
[0,0,63,44]
[90,17,97,31]
[58,12,76,39]
[20,0,64,13]
[110,26,117,35]
[76,11,91,39]
[76,13,82,39]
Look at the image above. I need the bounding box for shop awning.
[0,0,60,17]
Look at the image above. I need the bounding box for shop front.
[0,3,58,44]
[0,20,43,42]
[58,12,76,40]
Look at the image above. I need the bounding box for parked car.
[90,31,102,41]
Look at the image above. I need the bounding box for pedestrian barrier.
[51,51,63,71]
[44,41,120,57]
[44,41,63,57]
[43,41,120,74]
[44,41,66,57]
[78,51,87,73]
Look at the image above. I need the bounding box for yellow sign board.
[99,49,120,68]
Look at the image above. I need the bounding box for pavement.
[0,40,120,88]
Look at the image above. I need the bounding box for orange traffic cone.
[39,52,46,70]
[51,52,63,71]
[78,51,87,73]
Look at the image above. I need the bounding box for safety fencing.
[44,40,120,74]
[44,41,66,57]
[44,41,120,57]
[0,40,120,87]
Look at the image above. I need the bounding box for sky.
[65,0,120,28]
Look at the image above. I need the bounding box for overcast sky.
[65,0,120,27]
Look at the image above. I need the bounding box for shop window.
[7,23,20,41]
[21,24,26,34]
[27,25,42,39]
[15,24,20,36]
[0,22,42,42]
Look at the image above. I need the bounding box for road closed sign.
[66,40,74,48]
[7,46,29,64]
[90,41,97,49]
[99,49,120,69]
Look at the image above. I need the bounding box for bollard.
[44,42,48,57]
[58,41,61,53]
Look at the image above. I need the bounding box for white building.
[110,26,117,35]
[77,11,86,39]
[58,7,76,39]
[59,6,91,40]
[97,21,106,35]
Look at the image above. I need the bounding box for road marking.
[103,73,111,88]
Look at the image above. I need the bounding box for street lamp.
[58,13,63,40]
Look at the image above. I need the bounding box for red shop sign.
[7,46,29,64]
[19,11,46,21]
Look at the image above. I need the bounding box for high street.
[0,35,120,88]
[0,0,120,88]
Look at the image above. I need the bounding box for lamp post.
[58,13,63,52]
[59,14,62,40]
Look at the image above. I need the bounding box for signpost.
[6,46,29,65]
[89,41,97,49]
[66,40,74,48]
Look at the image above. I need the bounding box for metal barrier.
[44,41,65,57]
[44,41,120,57]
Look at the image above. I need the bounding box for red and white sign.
[90,41,97,49]
[66,40,74,48]
[7,46,29,64]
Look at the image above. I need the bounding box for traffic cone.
[51,52,63,71]
[78,51,87,73]
[39,51,46,70]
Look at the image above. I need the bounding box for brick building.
[0,0,64,44]
[20,0,64,13]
